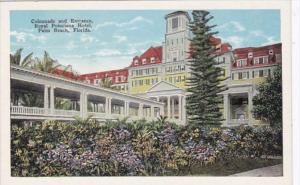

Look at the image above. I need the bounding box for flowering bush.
[11,120,282,176]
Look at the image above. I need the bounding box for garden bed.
[11,119,282,176]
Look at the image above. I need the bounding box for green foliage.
[20,93,43,107]
[252,66,282,127]
[11,119,282,176]
[32,51,61,73]
[10,48,34,67]
[186,10,226,126]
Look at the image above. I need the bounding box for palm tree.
[33,51,61,73]
[10,48,33,67]
[20,93,43,107]
[99,77,113,88]
[55,98,73,110]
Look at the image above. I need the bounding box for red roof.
[233,43,282,59]
[52,69,79,80]
[129,46,162,67]
[232,43,282,68]
[79,68,128,84]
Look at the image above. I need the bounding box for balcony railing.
[11,106,47,115]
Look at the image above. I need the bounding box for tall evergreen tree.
[186,10,227,126]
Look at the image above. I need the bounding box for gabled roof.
[129,46,162,67]
[146,81,182,93]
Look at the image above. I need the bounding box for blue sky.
[10,10,280,73]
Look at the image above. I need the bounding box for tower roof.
[165,11,191,20]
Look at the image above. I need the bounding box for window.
[259,57,264,64]
[238,72,243,79]
[172,17,179,29]
[263,69,268,77]
[269,49,274,55]
[248,52,253,58]
[252,71,255,78]
[242,72,247,79]
[178,76,181,82]
[134,59,139,65]
[222,57,226,63]
[259,70,264,77]
[150,57,155,63]
[169,77,172,83]
[142,58,146,64]
[237,59,247,67]
[232,73,235,80]
[268,69,271,77]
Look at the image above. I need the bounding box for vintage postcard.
[0,1,293,185]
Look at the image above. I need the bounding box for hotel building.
[11,11,281,126]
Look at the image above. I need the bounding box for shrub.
[11,120,282,176]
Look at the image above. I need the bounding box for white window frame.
[150,57,155,63]
[142,58,147,64]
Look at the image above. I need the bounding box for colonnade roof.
[11,65,164,106]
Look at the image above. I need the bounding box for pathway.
[230,164,283,177]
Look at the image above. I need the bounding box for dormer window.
[134,59,139,65]
[150,57,155,63]
[237,59,247,67]
[269,49,274,55]
[142,58,147,64]
[248,52,253,58]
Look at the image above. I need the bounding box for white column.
[182,95,186,124]
[171,98,175,119]
[167,96,171,119]
[248,89,253,125]
[50,85,55,114]
[109,98,112,114]
[125,101,129,116]
[105,97,109,114]
[80,92,84,117]
[150,106,154,118]
[138,103,144,117]
[84,92,88,117]
[223,94,229,126]
[44,85,49,110]
[178,95,182,120]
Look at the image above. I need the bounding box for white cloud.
[10,31,26,42]
[10,30,47,43]
[113,35,127,43]
[95,16,153,30]
[250,30,279,46]
[80,34,97,44]
[222,36,244,48]
[219,21,245,32]
[94,49,122,57]
[125,47,138,55]
[66,41,77,50]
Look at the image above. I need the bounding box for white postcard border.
[0,1,292,185]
